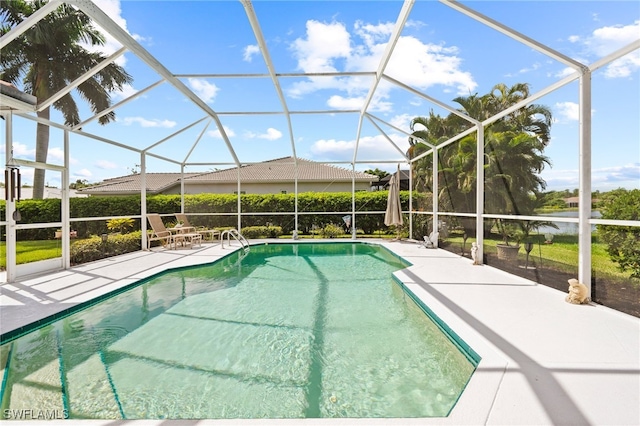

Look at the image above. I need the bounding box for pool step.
[65,353,122,419]
[3,356,66,419]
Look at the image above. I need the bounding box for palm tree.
[408,83,553,237]
[1,0,132,199]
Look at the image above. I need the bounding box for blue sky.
[2,0,639,192]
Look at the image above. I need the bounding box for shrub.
[1,190,411,240]
[106,217,135,234]
[70,231,142,265]
[321,223,343,238]
[240,225,283,239]
[598,189,640,279]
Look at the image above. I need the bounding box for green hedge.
[1,191,409,240]
[70,231,142,265]
[240,226,283,239]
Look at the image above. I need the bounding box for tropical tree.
[598,189,640,279]
[0,0,132,199]
[363,168,390,181]
[408,83,553,237]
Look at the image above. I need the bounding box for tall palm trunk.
[33,107,50,200]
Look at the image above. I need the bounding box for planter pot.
[496,244,520,261]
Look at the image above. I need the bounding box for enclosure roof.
[0,0,638,186]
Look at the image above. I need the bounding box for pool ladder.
[221,229,250,252]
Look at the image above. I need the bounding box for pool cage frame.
[1,0,639,295]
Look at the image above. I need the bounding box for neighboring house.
[378,169,410,191]
[17,187,89,199]
[78,157,379,196]
[563,197,600,208]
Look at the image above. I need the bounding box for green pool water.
[0,242,477,419]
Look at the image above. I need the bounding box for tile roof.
[185,157,377,183]
[78,173,202,194]
[80,157,377,194]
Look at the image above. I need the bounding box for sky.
[1,0,639,192]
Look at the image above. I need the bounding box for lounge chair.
[421,231,439,249]
[175,213,220,242]
[147,213,202,250]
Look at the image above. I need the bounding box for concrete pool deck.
[1,239,639,425]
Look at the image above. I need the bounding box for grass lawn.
[1,234,634,286]
[445,232,635,283]
[0,240,63,269]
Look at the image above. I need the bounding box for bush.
[321,223,343,238]
[1,190,411,240]
[240,225,283,239]
[106,217,135,234]
[598,189,640,279]
[70,231,142,265]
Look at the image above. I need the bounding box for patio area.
[1,239,638,425]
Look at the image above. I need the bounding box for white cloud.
[188,78,219,103]
[47,147,78,164]
[543,163,640,190]
[95,160,118,169]
[292,20,352,73]
[243,44,260,62]
[259,128,282,140]
[588,20,640,57]
[8,142,35,159]
[310,133,409,161]
[385,36,477,96]
[121,116,177,128]
[112,84,138,102]
[84,0,131,66]
[73,168,93,178]
[389,114,414,131]
[593,163,640,186]
[553,101,596,123]
[604,54,640,78]
[208,126,236,139]
[327,95,365,110]
[287,19,477,109]
[353,20,395,49]
[245,128,283,140]
[506,62,542,78]
[582,20,640,78]
[554,67,579,78]
[554,102,580,122]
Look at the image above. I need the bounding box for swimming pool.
[0,242,478,419]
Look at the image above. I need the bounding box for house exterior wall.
[163,181,372,195]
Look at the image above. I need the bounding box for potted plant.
[495,219,522,261]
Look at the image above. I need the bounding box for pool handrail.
[221,229,249,251]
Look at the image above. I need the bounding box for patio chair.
[421,231,439,249]
[175,213,220,242]
[147,213,202,250]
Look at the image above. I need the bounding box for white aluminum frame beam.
[67,0,241,166]
[441,0,587,71]
[0,94,37,112]
[37,47,127,111]
[353,0,414,164]
[143,116,209,153]
[0,0,62,49]
[72,79,165,131]
[241,0,297,161]
[182,119,213,164]
[364,115,411,161]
